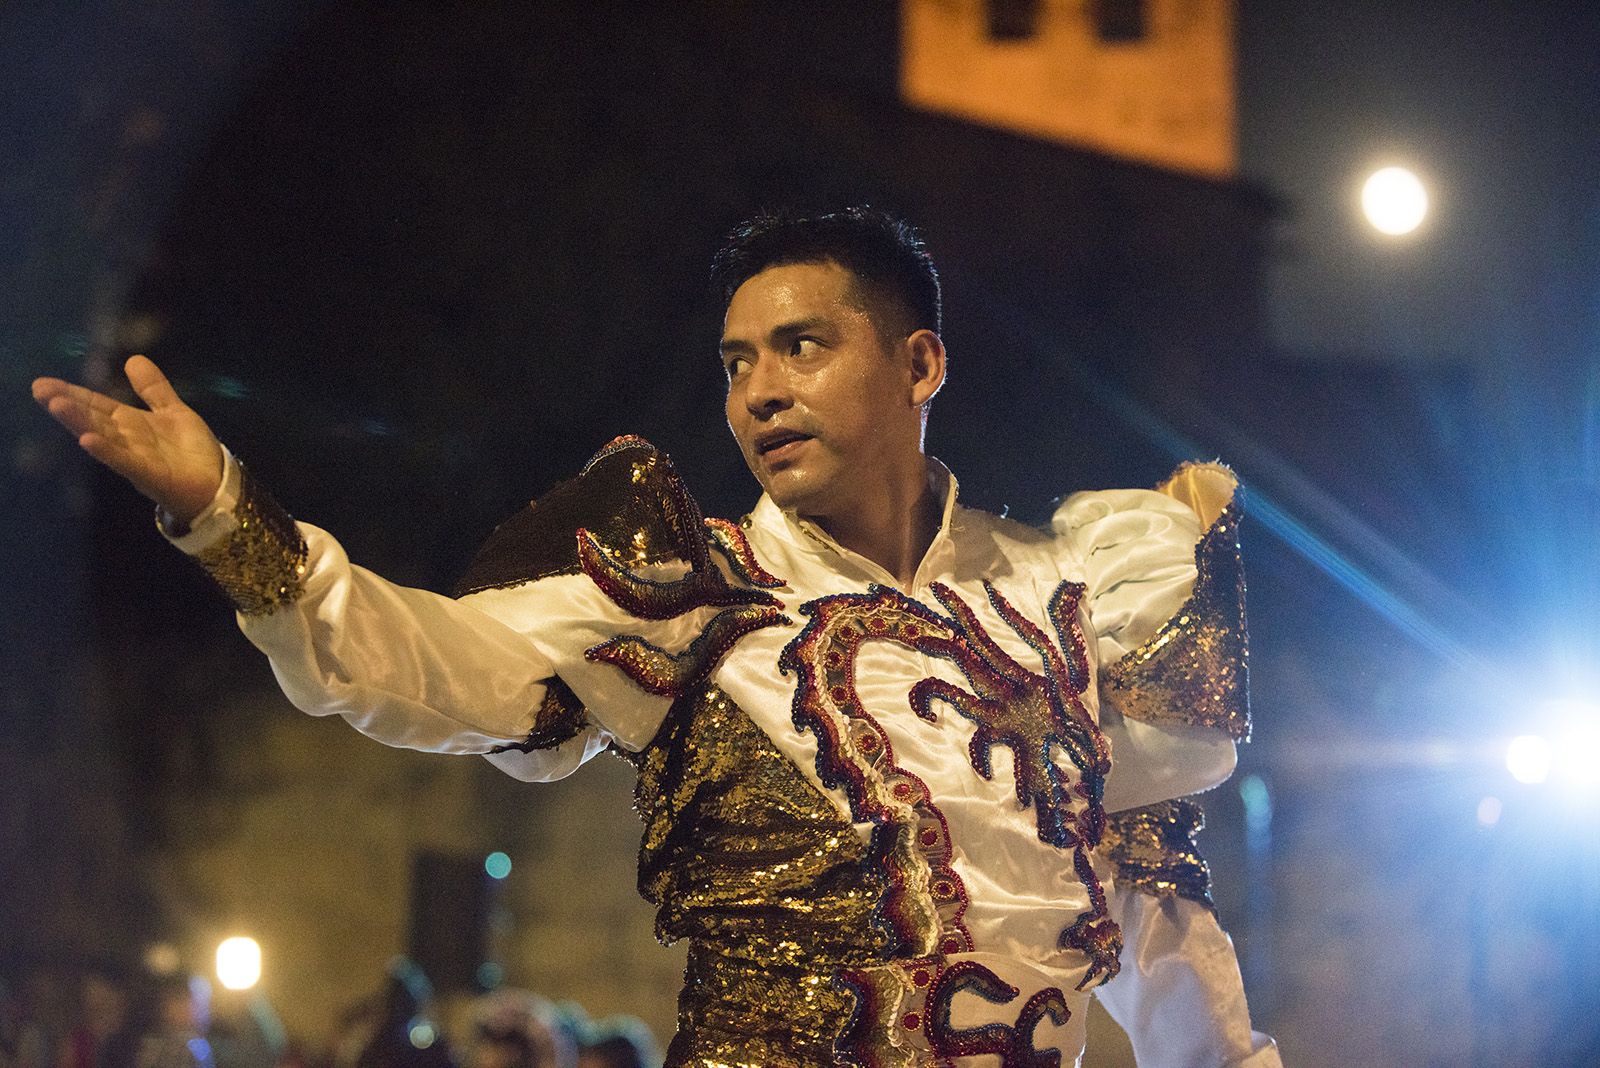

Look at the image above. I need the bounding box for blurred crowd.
[0,959,659,1068]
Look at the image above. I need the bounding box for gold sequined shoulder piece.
[1100,491,1251,741]
[181,462,308,616]
[452,436,694,597]
[1099,799,1215,910]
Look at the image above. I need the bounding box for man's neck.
[806,460,942,589]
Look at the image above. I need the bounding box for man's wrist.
[157,446,241,552]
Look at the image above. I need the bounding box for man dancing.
[34,208,1280,1067]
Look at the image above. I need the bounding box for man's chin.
[760,465,829,513]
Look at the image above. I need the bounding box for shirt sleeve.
[1057,466,1277,1064]
[161,451,675,780]
[163,438,775,781]
[1094,891,1282,1068]
[1053,463,1248,812]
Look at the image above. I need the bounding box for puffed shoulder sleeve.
[1061,469,1279,1066]
[1053,462,1249,811]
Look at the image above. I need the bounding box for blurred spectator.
[572,1037,641,1068]
[208,992,283,1068]
[571,1016,656,1068]
[326,991,381,1068]
[62,969,138,1068]
[352,959,451,1068]
[7,968,74,1068]
[463,991,572,1068]
[136,975,212,1068]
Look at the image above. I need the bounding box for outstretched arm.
[32,355,224,525]
[29,356,604,777]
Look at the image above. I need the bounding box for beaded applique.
[835,959,1072,1068]
[912,581,1107,853]
[704,515,786,589]
[455,435,789,599]
[555,439,790,698]
[782,578,1122,1063]
[455,436,686,596]
[781,587,975,963]
[183,462,308,616]
[925,962,1070,1068]
[615,685,881,1065]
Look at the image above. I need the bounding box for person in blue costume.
[33,208,1279,1068]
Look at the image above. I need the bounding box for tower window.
[1093,0,1148,43]
[986,0,1043,41]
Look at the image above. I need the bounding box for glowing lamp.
[216,937,261,991]
[1505,735,1553,784]
[1361,167,1428,235]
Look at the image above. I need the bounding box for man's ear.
[906,329,946,408]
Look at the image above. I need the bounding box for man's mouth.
[754,428,813,461]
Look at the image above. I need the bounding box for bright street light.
[216,937,261,991]
[1505,734,1553,784]
[1362,166,1428,235]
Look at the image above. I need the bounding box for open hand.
[32,355,224,524]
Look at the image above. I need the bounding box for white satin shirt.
[170,451,1280,1068]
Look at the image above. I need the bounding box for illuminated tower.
[901,0,1236,178]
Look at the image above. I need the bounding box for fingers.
[35,381,123,436]
[73,430,148,489]
[125,354,184,412]
[34,376,124,416]
[44,394,102,438]
[31,376,80,406]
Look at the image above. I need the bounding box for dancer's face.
[721,260,936,520]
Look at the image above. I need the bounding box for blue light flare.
[975,285,1483,673]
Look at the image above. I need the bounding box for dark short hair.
[710,206,942,337]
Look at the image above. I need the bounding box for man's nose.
[744,357,792,417]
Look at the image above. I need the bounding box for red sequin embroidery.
[925,961,1071,1068]
[703,516,786,589]
[784,580,1122,994]
[781,589,975,960]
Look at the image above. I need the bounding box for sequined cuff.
[1100,799,1214,910]
[1100,500,1250,740]
[179,463,309,616]
[488,677,589,752]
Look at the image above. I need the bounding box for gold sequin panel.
[453,435,698,597]
[666,947,860,1068]
[1100,500,1251,740]
[616,685,891,1064]
[185,462,309,616]
[1099,799,1215,910]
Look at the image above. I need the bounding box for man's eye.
[790,336,821,356]
[725,357,751,377]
